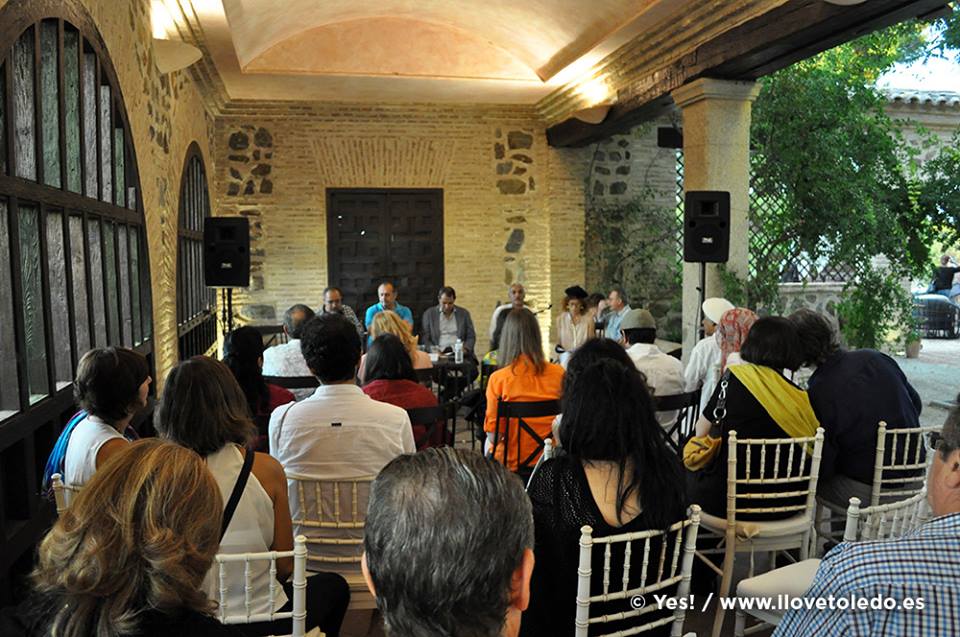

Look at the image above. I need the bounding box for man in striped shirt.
[774,400,960,637]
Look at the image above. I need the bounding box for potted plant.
[905,328,922,359]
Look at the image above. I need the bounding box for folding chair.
[696,427,825,637]
[525,438,554,490]
[50,473,82,515]
[287,474,375,610]
[655,390,701,453]
[574,505,702,637]
[492,398,561,480]
[212,535,308,637]
[816,422,937,543]
[734,489,929,637]
[414,368,435,391]
[263,375,320,391]
[406,402,457,449]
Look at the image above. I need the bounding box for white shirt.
[63,414,124,488]
[438,309,459,350]
[269,384,414,572]
[684,335,722,413]
[203,445,285,614]
[489,303,514,339]
[626,343,686,429]
[262,339,313,400]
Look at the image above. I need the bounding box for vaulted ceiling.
[184,0,699,103]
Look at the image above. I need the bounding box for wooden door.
[327,189,444,326]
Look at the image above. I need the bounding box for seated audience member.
[789,308,922,506]
[262,304,315,399]
[489,282,527,339]
[716,307,758,371]
[364,281,414,336]
[359,310,432,382]
[223,326,295,449]
[684,297,735,413]
[363,334,446,449]
[484,309,564,475]
[687,317,819,519]
[523,345,686,637]
[420,286,477,354]
[42,347,151,493]
[774,400,960,637]
[485,306,511,366]
[555,285,593,367]
[362,448,534,637]
[620,308,685,428]
[157,357,349,637]
[2,439,241,637]
[269,314,415,564]
[321,286,364,339]
[603,287,632,340]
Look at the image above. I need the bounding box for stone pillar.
[670,78,759,361]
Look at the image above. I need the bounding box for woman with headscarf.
[716,307,758,372]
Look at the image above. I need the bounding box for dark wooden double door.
[327,189,444,326]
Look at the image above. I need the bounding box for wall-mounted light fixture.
[571,76,615,124]
[152,0,202,73]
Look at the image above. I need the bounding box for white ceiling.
[187,0,698,104]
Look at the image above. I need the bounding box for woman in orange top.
[484,308,564,474]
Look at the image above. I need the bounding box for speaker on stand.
[683,191,731,339]
[204,217,250,337]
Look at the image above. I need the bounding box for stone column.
[670,78,759,361]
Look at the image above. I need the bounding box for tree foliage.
[739,9,960,347]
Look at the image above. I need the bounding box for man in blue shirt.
[604,287,632,341]
[774,402,960,637]
[364,281,414,334]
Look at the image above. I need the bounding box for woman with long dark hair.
[222,326,294,449]
[363,334,445,449]
[522,339,686,636]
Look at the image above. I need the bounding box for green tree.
[736,9,960,347]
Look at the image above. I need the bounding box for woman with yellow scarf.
[685,316,820,520]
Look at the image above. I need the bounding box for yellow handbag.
[682,374,729,471]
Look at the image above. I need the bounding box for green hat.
[620,309,656,331]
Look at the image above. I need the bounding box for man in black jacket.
[789,309,923,507]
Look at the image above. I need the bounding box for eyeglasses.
[928,431,955,452]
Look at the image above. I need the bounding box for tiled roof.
[884,89,960,107]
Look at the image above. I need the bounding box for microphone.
[533,303,553,315]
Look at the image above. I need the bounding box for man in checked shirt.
[774,396,960,637]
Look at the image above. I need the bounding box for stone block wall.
[213,105,589,352]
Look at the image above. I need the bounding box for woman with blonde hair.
[3,439,240,637]
[484,308,564,476]
[156,356,349,637]
[358,309,432,382]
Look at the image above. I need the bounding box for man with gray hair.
[263,303,315,398]
[489,282,527,340]
[774,399,960,637]
[362,448,535,637]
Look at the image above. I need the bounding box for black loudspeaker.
[683,191,730,263]
[204,217,250,287]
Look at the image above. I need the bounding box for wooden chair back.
[843,490,930,542]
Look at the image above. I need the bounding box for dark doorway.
[327,189,444,328]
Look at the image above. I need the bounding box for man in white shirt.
[620,309,685,429]
[262,303,316,400]
[684,297,734,413]
[489,283,526,341]
[269,313,415,568]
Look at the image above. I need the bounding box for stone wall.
[212,105,588,352]
[0,0,215,386]
[778,282,844,318]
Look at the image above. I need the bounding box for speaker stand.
[697,262,707,341]
[220,288,235,338]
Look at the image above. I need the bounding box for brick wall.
[213,105,589,351]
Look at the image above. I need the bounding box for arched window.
[177,144,216,358]
[0,8,151,600]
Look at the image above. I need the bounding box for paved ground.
[893,336,960,426]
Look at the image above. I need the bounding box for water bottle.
[454,338,464,364]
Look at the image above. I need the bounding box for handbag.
[682,372,729,471]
